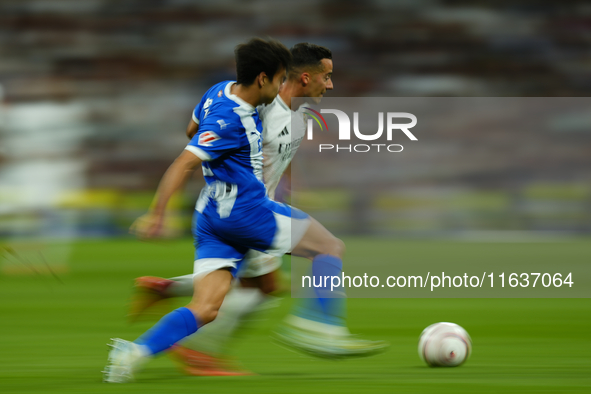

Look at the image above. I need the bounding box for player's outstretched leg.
[129,251,284,375]
[103,269,232,383]
[127,271,279,375]
[169,285,273,376]
[275,217,389,358]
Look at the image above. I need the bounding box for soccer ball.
[418,322,472,367]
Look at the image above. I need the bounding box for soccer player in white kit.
[129,43,387,376]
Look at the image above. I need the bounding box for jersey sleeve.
[185,115,245,161]
[192,94,208,125]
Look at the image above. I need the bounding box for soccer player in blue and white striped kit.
[103,38,355,383]
[130,44,387,376]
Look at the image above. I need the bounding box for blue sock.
[294,254,347,327]
[135,307,199,355]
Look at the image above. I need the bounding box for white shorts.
[237,250,282,278]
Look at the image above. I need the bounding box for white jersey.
[258,95,307,200]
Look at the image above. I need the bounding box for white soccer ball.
[418,322,472,367]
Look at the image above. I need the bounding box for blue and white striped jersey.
[185,81,266,218]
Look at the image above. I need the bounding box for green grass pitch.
[0,238,590,393]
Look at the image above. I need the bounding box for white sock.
[167,274,195,297]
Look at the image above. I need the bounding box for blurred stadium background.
[2,0,591,246]
[1,2,590,393]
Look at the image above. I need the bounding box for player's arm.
[130,149,202,239]
[186,119,199,140]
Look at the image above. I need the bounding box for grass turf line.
[0,238,589,393]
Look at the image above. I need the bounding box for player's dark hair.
[289,43,332,79]
[235,38,291,86]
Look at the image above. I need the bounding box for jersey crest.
[217,119,229,130]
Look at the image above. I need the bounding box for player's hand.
[130,212,164,240]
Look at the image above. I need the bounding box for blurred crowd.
[1,0,590,238]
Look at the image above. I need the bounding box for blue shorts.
[192,198,310,277]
